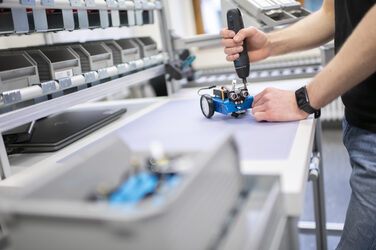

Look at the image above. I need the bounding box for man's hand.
[252,88,309,122]
[220,27,271,62]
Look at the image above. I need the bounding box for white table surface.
[0,78,315,217]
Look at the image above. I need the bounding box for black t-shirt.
[335,1,376,132]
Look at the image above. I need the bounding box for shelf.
[0,0,162,34]
[0,64,165,179]
[0,0,161,11]
[0,0,172,180]
[0,64,165,132]
[0,52,165,105]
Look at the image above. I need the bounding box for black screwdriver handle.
[226,8,250,80]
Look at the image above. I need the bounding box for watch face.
[295,86,318,115]
[295,87,321,118]
[296,87,308,107]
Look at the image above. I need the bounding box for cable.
[197,85,216,96]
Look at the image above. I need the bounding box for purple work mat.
[117,99,299,160]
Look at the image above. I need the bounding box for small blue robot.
[199,80,254,118]
[199,8,253,119]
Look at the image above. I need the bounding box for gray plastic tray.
[119,9,136,26]
[0,9,14,35]
[0,134,243,250]
[0,52,40,93]
[25,47,81,81]
[142,9,154,24]
[133,36,158,57]
[104,39,141,65]
[70,42,113,72]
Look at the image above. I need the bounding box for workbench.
[0,77,327,250]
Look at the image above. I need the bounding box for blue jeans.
[336,118,376,249]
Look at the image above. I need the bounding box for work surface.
[117,98,298,161]
[1,78,316,216]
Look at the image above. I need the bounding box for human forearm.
[220,0,335,63]
[268,1,335,56]
[307,5,376,109]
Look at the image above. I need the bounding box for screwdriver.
[226,8,250,89]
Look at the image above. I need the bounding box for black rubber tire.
[200,95,215,118]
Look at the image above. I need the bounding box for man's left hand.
[252,87,309,122]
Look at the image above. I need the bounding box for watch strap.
[295,86,321,118]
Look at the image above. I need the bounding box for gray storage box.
[0,134,243,250]
[119,9,136,26]
[25,47,81,81]
[141,0,154,25]
[0,8,14,35]
[45,9,65,32]
[142,9,154,24]
[0,52,40,93]
[133,36,158,57]
[71,42,113,72]
[104,39,141,65]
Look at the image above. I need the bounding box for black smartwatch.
[295,86,321,118]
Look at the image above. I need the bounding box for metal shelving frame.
[0,0,161,33]
[0,0,176,180]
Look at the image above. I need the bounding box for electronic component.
[87,153,181,205]
[199,80,253,118]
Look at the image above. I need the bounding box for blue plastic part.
[212,96,254,115]
[109,173,181,205]
[182,55,196,68]
[109,173,159,204]
[166,175,181,188]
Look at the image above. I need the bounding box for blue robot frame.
[200,83,254,118]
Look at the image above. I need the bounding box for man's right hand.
[220,27,271,63]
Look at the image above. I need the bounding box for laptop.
[4,107,127,154]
